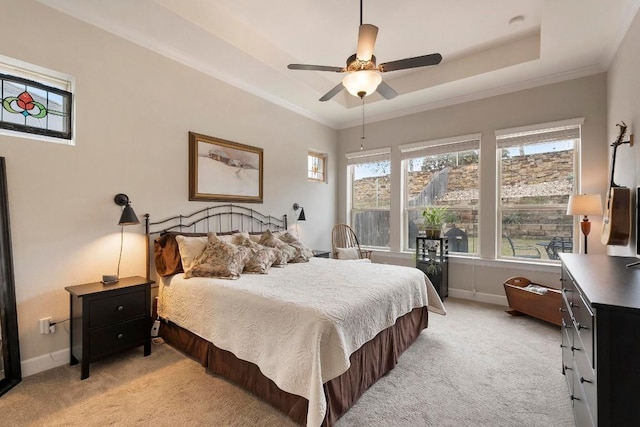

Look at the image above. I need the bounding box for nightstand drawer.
[89,290,147,329]
[90,317,148,359]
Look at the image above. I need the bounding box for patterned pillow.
[185,233,250,280]
[232,233,277,274]
[258,230,296,267]
[278,231,314,263]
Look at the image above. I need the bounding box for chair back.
[331,224,363,259]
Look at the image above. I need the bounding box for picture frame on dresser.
[188,132,263,203]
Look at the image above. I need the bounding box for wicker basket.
[503,277,562,326]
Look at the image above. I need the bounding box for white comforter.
[158,257,445,427]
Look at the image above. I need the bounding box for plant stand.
[416,237,448,299]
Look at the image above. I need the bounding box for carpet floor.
[0,298,574,426]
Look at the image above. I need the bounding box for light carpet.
[0,298,574,426]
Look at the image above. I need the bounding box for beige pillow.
[175,235,208,274]
[185,233,250,280]
[232,232,277,274]
[336,247,360,260]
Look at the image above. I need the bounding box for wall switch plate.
[150,319,160,337]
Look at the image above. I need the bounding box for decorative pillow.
[175,235,208,275]
[185,233,250,280]
[278,231,314,263]
[232,232,277,274]
[154,232,207,276]
[336,247,360,260]
[258,230,296,267]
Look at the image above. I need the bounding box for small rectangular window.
[308,151,327,182]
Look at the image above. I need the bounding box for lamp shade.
[118,204,140,226]
[566,194,603,216]
[342,70,382,98]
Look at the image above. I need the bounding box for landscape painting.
[189,132,263,203]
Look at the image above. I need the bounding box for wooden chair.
[502,235,541,259]
[331,224,372,259]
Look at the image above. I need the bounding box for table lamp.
[566,194,602,254]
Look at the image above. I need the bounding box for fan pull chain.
[360,96,365,150]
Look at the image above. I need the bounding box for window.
[496,119,582,261]
[401,135,480,254]
[346,148,391,249]
[0,58,73,143]
[308,151,327,182]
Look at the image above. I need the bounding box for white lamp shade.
[566,194,603,216]
[342,70,382,97]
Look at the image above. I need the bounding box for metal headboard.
[144,204,288,279]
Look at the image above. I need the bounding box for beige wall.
[607,9,640,257]
[338,74,608,303]
[0,1,337,370]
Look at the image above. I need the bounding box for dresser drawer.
[89,317,148,359]
[571,291,594,367]
[574,347,597,423]
[89,290,147,329]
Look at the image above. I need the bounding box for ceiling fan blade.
[379,53,443,72]
[319,83,344,102]
[356,24,378,61]
[376,80,398,100]
[288,64,344,72]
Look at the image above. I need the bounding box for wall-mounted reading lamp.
[292,203,306,221]
[103,194,140,284]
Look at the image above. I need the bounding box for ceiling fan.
[287,0,442,102]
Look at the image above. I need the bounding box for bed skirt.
[159,306,428,426]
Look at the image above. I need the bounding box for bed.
[145,204,445,427]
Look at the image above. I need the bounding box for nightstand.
[313,250,331,258]
[65,276,154,379]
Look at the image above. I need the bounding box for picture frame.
[189,132,263,203]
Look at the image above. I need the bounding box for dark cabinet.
[560,254,640,426]
[415,237,448,299]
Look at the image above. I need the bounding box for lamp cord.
[117,226,124,279]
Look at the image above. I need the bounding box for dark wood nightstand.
[313,250,331,258]
[65,276,154,379]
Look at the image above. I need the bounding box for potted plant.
[422,205,448,239]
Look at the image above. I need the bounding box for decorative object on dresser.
[103,193,140,284]
[415,237,448,299]
[188,132,263,203]
[65,276,154,380]
[601,122,633,246]
[566,194,602,254]
[560,253,640,426]
[502,276,561,326]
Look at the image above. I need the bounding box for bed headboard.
[144,204,287,279]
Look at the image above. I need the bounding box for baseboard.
[21,348,69,377]
[448,288,508,307]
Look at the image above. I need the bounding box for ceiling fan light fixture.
[342,70,382,98]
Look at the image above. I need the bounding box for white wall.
[607,9,640,257]
[0,1,337,371]
[337,74,608,303]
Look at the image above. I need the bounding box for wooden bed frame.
[145,204,429,426]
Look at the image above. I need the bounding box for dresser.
[65,276,153,379]
[559,254,640,426]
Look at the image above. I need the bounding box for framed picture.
[189,132,263,203]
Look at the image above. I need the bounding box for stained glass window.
[0,72,72,140]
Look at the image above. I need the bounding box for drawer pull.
[570,302,579,308]
[117,333,124,339]
[560,344,566,348]
[559,307,568,313]
[117,305,124,311]
[580,377,593,384]
[576,322,589,331]
[563,365,572,371]
[562,320,572,330]
[570,395,580,401]
[571,346,581,352]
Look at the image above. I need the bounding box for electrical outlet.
[39,317,52,335]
